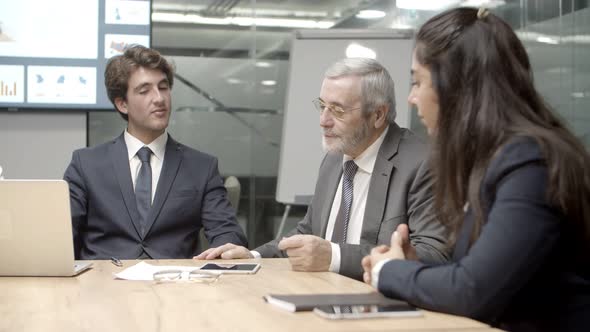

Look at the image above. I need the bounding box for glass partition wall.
[89,0,590,248]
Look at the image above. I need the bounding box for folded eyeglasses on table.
[152,269,221,284]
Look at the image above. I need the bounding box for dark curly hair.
[104,45,174,120]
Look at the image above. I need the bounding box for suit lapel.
[143,135,183,236]
[109,134,143,237]
[319,154,344,238]
[361,124,403,245]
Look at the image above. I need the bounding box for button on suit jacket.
[64,133,247,259]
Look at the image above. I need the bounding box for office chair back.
[224,175,241,211]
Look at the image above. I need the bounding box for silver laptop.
[0,179,92,276]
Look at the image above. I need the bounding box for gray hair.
[324,58,396,123]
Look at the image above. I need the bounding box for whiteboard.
[276,29,414,205]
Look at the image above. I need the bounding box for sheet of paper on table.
[114,261,199,281]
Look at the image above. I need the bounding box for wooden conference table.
[1,258,503,332]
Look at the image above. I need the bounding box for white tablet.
[198,263,261,274]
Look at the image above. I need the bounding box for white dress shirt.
[124,130,168,204]
[326,126,389,272]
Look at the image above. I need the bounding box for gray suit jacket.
[257,124,449,280]
[64,133,247,260]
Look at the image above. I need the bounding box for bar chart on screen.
[0,81,17,96]
[0,65,24,103]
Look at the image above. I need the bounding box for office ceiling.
[151,0,589,53]
[151,0,584,31]
[151,0,590,131]
[152,0,379,53]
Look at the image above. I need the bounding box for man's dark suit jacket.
[256,124,449,280]
[377,138,590,331]
[64,133,247,259]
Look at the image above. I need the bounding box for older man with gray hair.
[196,58,448,280]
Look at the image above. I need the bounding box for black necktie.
[135,147,152,234]
[331,160,358,244]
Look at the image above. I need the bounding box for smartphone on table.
[313,304,422,319]
[198,263,261,274]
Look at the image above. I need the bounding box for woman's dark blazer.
[377,138,590,331]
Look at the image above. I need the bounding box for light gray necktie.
[331,160,358,244]
[135,147,152,234]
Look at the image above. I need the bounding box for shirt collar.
[124,130,168,162]
[343,125,389,175]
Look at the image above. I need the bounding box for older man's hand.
[278,235,332,271]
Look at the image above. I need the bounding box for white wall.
[0,112,86,179]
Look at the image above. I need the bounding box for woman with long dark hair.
[362,7,590,331]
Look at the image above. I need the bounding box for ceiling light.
[152,12,229,25]
[536,36,559,44]
[345,43,376,59]
[261,80,276,86]
[226,78,243,84]
[461,0,506,8]
[561,35,590,43]
[517,31,590,44]
[355,10,386,19]
[232,17,334,28]
[255,61,273,68]
[396,0,460,10]
[152,12,334,29]
[231,7,331,19]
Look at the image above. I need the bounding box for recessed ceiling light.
[261,80,276,86]
[355,10,386,19]
[537,36,559,45]
[461,0,506,8]
[152,12,334,29]
[255,61,273,68]
[227,78,243,84]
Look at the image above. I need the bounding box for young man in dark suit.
[64,45,247,260]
